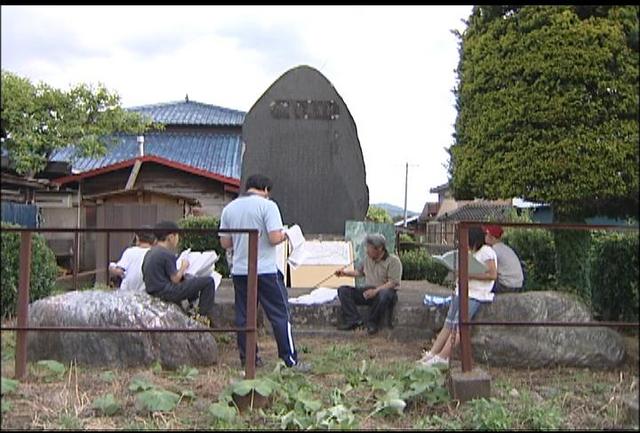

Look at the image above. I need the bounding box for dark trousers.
[150,276,216,315]
[337,286,398,328]
[232,272,297,367]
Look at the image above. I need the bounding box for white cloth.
[111,246,150,292]
[288,287,338,305]
[423,294,452,307]
[454,245,497,302]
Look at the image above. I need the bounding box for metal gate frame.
[456,220,640,373]
[1,226,260,380]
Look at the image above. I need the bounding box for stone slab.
[623,393,639,426]
[448,367,492,403]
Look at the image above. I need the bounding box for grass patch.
[0,328,638,430]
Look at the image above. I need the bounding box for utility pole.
[403,162,409,228]
[403,162,419,228]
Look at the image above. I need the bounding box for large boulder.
[27,289,217,369]
[471,291,626,368]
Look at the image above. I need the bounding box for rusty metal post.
[106,231,111,286]
[458,223,473,372]
[244,231,259,380]
[73,231,79,291]
[15,231,33,379]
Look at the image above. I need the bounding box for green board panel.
[344,220,396,287]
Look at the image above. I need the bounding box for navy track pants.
[232,272,298,367]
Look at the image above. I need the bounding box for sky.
[1,5,472,213]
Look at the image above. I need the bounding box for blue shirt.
[219,194,284,275]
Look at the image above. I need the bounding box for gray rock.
[471,291,626,368]
[623,393,639,426]
[241,65,369,234]
[27,289,217,369]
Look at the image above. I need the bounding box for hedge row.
[503,228,638,322]
[1,222,59,318]
[399,249,449,285]
[590,232,638,322]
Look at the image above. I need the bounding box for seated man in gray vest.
[483,225,524,293]
[335,234,403,335]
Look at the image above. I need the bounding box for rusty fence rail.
[0,227,260,381]
[456,221,640,373]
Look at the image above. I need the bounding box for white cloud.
[1,5,472,211]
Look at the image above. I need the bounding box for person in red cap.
[482,225,524,293]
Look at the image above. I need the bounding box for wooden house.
[47,97,245,281]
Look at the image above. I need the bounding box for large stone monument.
[241,65,369,234]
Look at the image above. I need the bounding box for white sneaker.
[425,355,448,366]
[416,350,435,363]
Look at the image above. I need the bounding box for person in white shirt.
[109,228,156,292]
[417,227,497,366]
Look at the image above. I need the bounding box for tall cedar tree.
[449,6,639,298]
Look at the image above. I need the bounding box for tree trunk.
[552,209,592,306]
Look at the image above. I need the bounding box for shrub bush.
[399,233,414,243]
[590,232,639,322]
[501,228,556,290]
[177,216,229,277]
[1,222,58,318]
[366,206,393,224]
[399,249,449,285]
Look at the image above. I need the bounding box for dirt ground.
[1,327,638,430]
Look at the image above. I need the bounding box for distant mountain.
[371,203,419,219]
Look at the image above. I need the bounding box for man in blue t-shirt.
[220,174,307,371]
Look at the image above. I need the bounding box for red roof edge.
[52,155,240,187]
[224,184,240,194]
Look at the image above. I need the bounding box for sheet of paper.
[285,224,305,250]
[287,247,307,270]
[432,250,487,274]
[212,271,222,291]
[177,250,219,277]
[176,249,191,269]
[289,241,351,267]
[276,240,287,275]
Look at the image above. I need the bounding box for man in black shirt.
[142,221,216,321]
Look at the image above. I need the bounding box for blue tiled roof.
[50,132,242,181]
[128,100,245,126]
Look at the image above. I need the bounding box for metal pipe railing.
[1,226,260,381]
[457,220,640,373]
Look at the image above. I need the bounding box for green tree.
[449,6,639,297]
[366,206,393,224]
[1,70,159,177]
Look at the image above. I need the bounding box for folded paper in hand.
[286,225,307,269]
[286,225,305,250]
[432,250,488,274]
[176,249,223,290]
